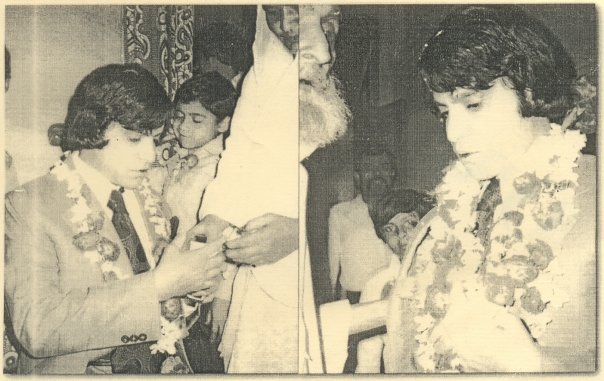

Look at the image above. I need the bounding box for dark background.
[305,4,598,305]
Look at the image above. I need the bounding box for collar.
[199,134,224,156]
[187,134,224,160]
[72,151,121,207]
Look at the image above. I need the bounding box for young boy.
[151,72,237,246]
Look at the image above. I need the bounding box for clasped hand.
[190,213,299,267]
[153,231,226,302]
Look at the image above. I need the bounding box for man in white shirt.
[329,148,398,303]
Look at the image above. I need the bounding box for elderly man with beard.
[192,5,349,373]
[298,5,350,373]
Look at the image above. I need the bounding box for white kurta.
[199,6,321,373]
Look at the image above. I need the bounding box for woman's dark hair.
[419,6,577,124]
[62,64,172,151]
[173,71,238,121]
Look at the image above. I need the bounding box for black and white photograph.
[2,2,598,375]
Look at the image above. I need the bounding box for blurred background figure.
[193,21,253,90]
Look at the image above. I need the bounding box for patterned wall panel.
[124,5,194,99]
[158,6,194,99]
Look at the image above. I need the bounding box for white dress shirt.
[72,152,156,268]
[329,195,393,293]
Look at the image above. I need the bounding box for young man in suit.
[4,64,225,374]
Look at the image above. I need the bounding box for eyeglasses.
[171,110,206,128]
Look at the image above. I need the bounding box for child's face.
[379,211,420,260]
[173,101,224,149]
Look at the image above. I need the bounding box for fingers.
[226,245,263,262]
[242,213,276,231]
[202,282,221,296]
[185,215,229,244]
[184,224,209,246]
[188,239,225,257]
[225,227,265,249]
[205,267,223,280]
[233,254,268,267]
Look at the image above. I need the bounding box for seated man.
[329,148,398,304]
[4,64,225,374]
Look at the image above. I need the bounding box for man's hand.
[225,213,298,266]
[184,214,230,249]
[210,297,231,342]
[153,239,225,301]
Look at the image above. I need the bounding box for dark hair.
[5,47,10,84]
[370,189,435,239]
[173,71,238,121]
[419,6,577,124]
[194,22,252,74]
[62,64,172,151]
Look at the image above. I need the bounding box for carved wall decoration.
[158,5,194,99]
[123,5,193,99]
[124,5,151,65]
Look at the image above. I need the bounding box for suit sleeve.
[328,208,342,294]
[4,191,162,358]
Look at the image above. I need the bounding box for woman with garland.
[384,6,596,373]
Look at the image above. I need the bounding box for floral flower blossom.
[399,123,584,371]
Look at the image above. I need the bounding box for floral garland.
[51,154,191,373]
[563,76,597,134]
[397,125,586,372]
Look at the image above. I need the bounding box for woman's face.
[432,77,538,181]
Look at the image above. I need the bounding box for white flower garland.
[399,125,586,372]
[50,155,190,365]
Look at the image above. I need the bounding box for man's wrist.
[152,269,171,302]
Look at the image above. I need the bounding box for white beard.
[300,72,350,147]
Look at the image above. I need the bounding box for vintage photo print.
[2,1,599,375]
